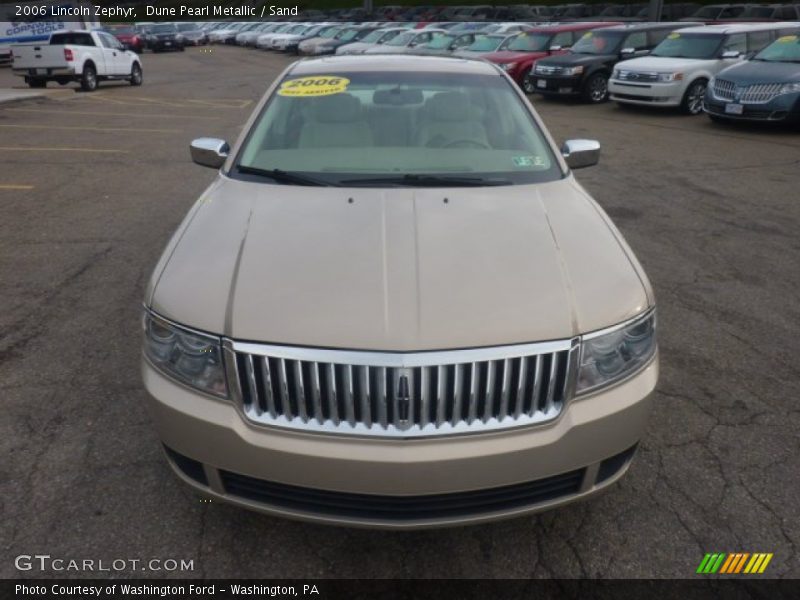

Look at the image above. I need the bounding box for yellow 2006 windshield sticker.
[278,76,350,97]
[582,32,593,39]
[777,35,798,43]
[667,33,681,40]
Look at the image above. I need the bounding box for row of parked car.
[288,3,800,24]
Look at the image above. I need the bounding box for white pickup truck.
[11,29,142,91]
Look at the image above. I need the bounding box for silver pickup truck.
[12,29,142,91]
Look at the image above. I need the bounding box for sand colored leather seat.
[416,91,490,148]
[297,93,373,148]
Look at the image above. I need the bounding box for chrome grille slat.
[713,78,736,102]
[259,357,277,418]
[232,340,574,437]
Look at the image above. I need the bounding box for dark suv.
[528,23,684,103]
[144,23,185,53]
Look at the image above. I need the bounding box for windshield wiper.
[339,174,512,187]
[237,165,337,187]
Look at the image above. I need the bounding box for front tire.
[80,64,97,91]
[130,63,143,86]
[521,73,536,95]
[583,72,609,103]
[681,79,707,115]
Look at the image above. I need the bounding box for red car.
[106,25,145,54]
[484,23,621,93]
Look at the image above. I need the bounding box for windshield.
[691,6,721,18]
[109,26,135,34]
[235,71,561,187]
[336,29,361,41]
[321,27,342,39]
[177,24,199,32]
[651,33,722,59]
[571,31,625,55]
[386,32,415,46]
[361,29,387,43]
[500,32,552,52]
[754,34,800,62]
[466,35,505,52]
[150,24,176,34]
[425,34,456,49]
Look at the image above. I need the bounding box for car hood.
[616,55,712,71]
[718,60,800,83]
[539,52,616,67]
[148,177,651,350]
[485,50,548,63]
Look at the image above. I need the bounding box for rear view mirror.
[561,139,601,170]
[373,88,424,105]
[721,50,741,59]
[190,138,229,169]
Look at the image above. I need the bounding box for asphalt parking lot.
[1,45,799,579]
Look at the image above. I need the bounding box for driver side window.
[551,32,573,48]
[722,34,747,54]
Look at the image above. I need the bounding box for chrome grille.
[535,64,564,75]
[713,78,736,101]
[740,83,782,104]
[616,70,659,83]
[226,339,578,437]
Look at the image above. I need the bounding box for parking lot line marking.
[83,93,251,110]
[0,184,34,190]
[0,124,181,134]
[0,146,128,154]
[4,108,224,120]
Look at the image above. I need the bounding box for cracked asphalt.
[1,46,798,579]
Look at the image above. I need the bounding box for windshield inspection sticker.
[278,76,350,97]
[667,33,681,40]
[777,35,798,43]
[513,155,545,168]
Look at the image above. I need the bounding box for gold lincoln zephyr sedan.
[141,55,658,529]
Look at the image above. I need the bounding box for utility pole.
[647,0,664,21]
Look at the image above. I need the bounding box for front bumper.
[703,93,800,122]
[609,79,684,107]
[531,74,584,96]
[142,353,658,528]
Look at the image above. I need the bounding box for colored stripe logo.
[697,553,773,574]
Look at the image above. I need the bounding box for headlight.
[143,311,228,397]
[779,82,800,94]
[656,72,683,82]
[562,66,584,76]
[576,309,657,395]
[612,69,620,79]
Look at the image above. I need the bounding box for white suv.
[608,23,796,114]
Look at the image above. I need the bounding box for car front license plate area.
[537,79,547,89]
[725,103,744,115]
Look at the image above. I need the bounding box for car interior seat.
[416,91,490,148]
[297,93,373,148]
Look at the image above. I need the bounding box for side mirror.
[190,138,229,169]
[561,139,600,170]
[721,50,741,59]
[620,47,635,56]
[549,45,562,52]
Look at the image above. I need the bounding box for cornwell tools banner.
[696,552,774,575]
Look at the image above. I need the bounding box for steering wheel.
[442,138,491,149]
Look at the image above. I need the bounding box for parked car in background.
[484,23,621,92]
[12,29,142,91]
[609,23,794,114]
[145,23,185,52]
[454,33,520,56]
[413,31,481,55]
[632,3,700,21]
[145,54,658,529]
[239,23,279,47]
[314,26,383,56]
[107,24,145,53]
[680,4,747,22]
[253,23,296,48]
[723,3,800,21]
[274,24,329,52]
[208,22,248,44]
[175,23,207,46]
[336,27,407,54]
[704,31,800,123]
[531,23,684,103]
[267,24,320,50]
[297,25,345,55]
[364,29,448,54]
[284,24,339,54]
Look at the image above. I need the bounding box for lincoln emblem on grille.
[396,369,411,424]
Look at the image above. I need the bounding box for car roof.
[529,22,622,32]
[599,22,690,33]
[289,54,501,76]
[677,22,800,34]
